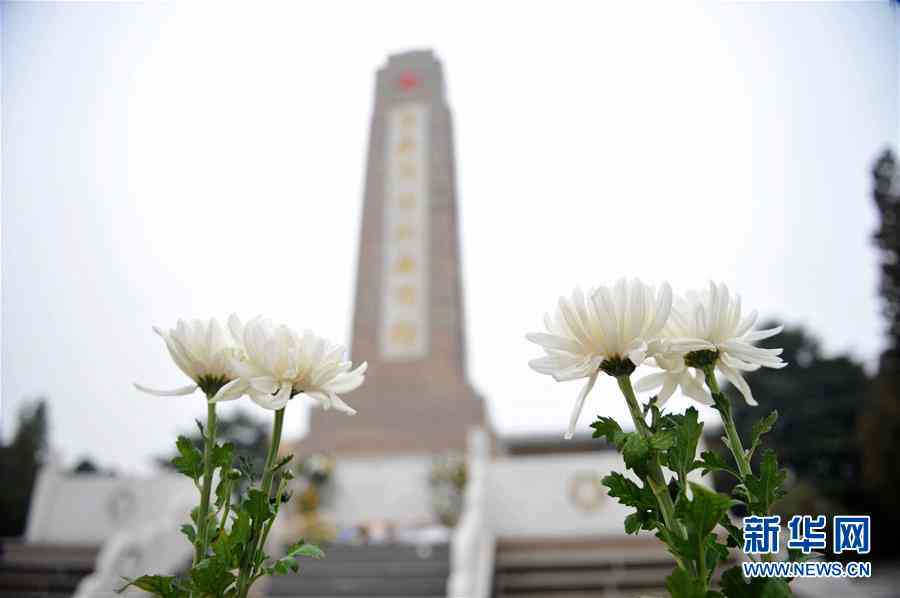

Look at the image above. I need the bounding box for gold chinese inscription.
[390,321,417,346]
[395,224,414,240]
[396,136,415,154]
[381,103,428,360]
[395,255,416,274]
[395,285,416,305]
[399,161,416,179]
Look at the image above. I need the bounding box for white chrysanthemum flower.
[637,282,786,406]
[135,317,243,397]
[211,315,366,413]
[634,353,711,406]
[526,278,673,438]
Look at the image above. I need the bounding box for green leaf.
[719,514,744,549]
[214,476,232,509]
[189,557,235,596]
[602,472,645,508]
[682,483,731,538]
[603,472,658,534]
[744,449,787,515]
[237,455,256,481]
[659,527,694,566]
[269,453,294,474]
[749,410,778,459]
[622,433,651,474]
[265,540,325,576]
[649,430,676,451]
[268,557,298,576]
[623,512,643,534]
[591,416,626,449]
[787,547,820,563]
[720,566,792,598]
[242,488,274,523]
[704,535,730,576]
[285,539,325,559]
[695,450,741,480]
[180,524,196,544]
[116,574,186,597]
[211,511,249,570]
[666,567,707,598]
[212,442,235,469]
[210,528,233,566]
[664,408,704,476]
[172,436,203,481]
[230,510,251,545]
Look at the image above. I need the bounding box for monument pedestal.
[291,51,486,536]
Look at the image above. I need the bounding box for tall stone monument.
[301,50,485,455]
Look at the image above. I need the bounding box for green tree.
[729,324,869,512]
[860,149,900,556]
[158,409,269,480]
[0,399,49,537]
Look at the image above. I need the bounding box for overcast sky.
[2,2,898,474]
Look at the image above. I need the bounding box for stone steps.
[493,537,675,598]
[265,543,450,597]
[493,537,738,597]
[0,539,98,597]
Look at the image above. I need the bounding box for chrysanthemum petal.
[742,325,784,343]
[324,370,366,394]
[682,371,713,405]
[647,282,672,338]
[525,332,583,354]
[153,327,197,380]
[250,376,279,394]
[734,309,758,338]
[134,383,198,397]
[209,379,248,403]
[634,371,667,393]
[627,345,648,367]
[717,362,758,406]
[657,376,678,405]
[271,382,293,409]
[327,392,357,415]
[227,318,365,415]
[720,351,762,372]
[551,362,595,382]
[720,341,785,368]
[666,338,716,353]
[565,371,599,440]
[228,313,245,345]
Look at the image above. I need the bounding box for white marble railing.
[447,427,495,598]
[21,464,196,597]
[75,494,195,597]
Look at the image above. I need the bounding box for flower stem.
[237,407,286,598]
[196,401,218,563]
[616,376,688,551]
[260,408,286,499]
[701,367,752,479]
[698,534,708,587]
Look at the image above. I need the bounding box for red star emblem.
[397,70,420,91]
